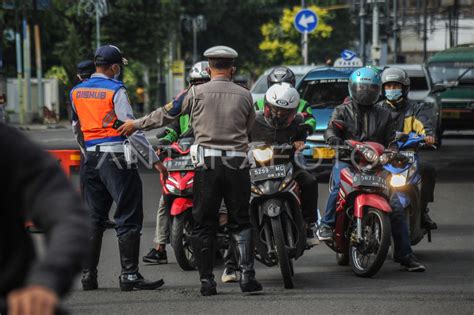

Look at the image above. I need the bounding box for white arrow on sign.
[298,14,316,29]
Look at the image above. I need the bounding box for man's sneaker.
[142,248,168,264]
[317,225,334,241]
[399,254,426,272]
[221,267,239,283]
[306,223,320,247]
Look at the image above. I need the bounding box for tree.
[259,5,356,66]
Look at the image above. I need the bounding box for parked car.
[426,44,474,133]
[296,66,355,172]
[250,65,321,103]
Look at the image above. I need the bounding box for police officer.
[70,45,166,291]
[118,46,262,296]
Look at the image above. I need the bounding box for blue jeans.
[321,161,349,227]
[390,193,412,259]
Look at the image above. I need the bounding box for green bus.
[426,44,474,132]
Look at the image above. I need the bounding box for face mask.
[385,89,403,101]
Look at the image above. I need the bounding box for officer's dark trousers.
[293,168,318,224]
[191,157,252,280]
[419,162,436,212]
[84,152,143,236]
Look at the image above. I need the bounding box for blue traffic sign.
[294,9,319,33]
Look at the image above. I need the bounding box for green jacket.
[254,98,316,130]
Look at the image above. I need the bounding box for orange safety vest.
[71,77,126,147]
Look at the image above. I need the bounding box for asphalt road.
[23,128,474,314]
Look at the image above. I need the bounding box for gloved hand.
[327,137,344,146]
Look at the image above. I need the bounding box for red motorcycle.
[160,138,196,271]
[325,135,402,277]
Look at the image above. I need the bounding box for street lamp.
[182,15,207,64]
[78,0,108,49]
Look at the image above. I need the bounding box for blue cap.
[77,60,95,76]
[94,45,128,66]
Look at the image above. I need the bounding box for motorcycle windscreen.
[354,193,392,218]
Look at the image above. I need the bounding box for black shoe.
[119,272,165,291]
[317,225,334,241]
[306,223,320,247]
[399,254,426,272]
[421,211,438,230]
[81,269,98,291]
[142,248,168,264]
[240,273,263,293]
[200,278,217,296]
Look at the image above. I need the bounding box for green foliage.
[44,65,69,85]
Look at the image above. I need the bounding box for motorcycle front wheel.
[270,216,294,289]
[171,212,197,271]
[349,207,391,277]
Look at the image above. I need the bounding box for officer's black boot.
[81,229,104,290]
[190,234,217,296]
[233,228,263,293]
[118,230,164,291]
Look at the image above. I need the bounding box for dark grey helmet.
[267,66,296,88]
[381,67,410,97]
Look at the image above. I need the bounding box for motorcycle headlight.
[165,183,180,195]
[390,173,407,187]
[358,145,378,163]
[251,183,263,195]
[252,147,274,166]
[278,165,293,191]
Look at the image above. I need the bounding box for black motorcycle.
[248,143,308,289]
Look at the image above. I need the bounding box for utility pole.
[359,0,367,65]
[392,0,399,63]
[33,0,43,117]
[371,1,381,66]
[423,0,428,61]
[15,3,24,124]
[22,10,32,122]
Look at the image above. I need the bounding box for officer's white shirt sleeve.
[114,88,160,164]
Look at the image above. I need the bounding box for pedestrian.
[70,44,167,291]
[117,45,263,296]
[0,122,90,315]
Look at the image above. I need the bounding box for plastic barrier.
[25,150,81,232]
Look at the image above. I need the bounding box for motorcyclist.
[142,61,210,264]
[254,67,316,130]
[251,82,319,245]
[378,67,437,230]
[316,66,425,272]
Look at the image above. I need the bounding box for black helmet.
[267,66,296,88]
[77,60,95,80]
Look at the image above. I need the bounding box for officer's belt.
[204,148,247,158]
[87,145,124,153]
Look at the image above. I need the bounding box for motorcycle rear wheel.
[271,216,294,289]
[171,213,197,271]
[349,208,391,277]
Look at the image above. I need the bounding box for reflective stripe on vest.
[71,77,126,147]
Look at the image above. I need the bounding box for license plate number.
[353,174,388,189]
[400,151,415,163]
[313,147,336,159]
[164,157,194,171]
[250,164,286,182]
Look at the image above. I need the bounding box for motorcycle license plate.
[313,147,336,159]
[250,164,286,182]
[400,151,415,163]
[164,157,194,171]
[353,174,388,189]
